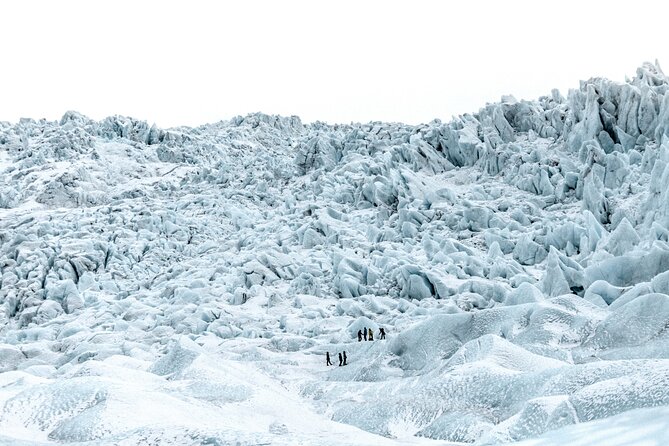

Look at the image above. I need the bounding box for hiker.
[338,352,343,366]
[326,352,332,366]
[363,327,368,341]
[343,351,347,365]
[357,330,363,342]
[379,327,386,340]
[368,328,374,341]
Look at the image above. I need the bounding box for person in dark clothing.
[326,352,332,366]
[338,352,343,366]
[363,327,368,341]
[379,327,386,340]
[357,330,363,342]
[343,351,347,365]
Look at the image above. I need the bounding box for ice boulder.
[397,266,434,300]
[584,243,669,287]
[506,282,544,306]
[390,314,472,371]
[513,235,548,266]
[45,279,83,314]
[0,344,24,372]
[446,334,565,372]
[602,218,640,256]
[480,395,570,444]
[150,336,203,376]
[587,293,669,349]
[417,411,492,443]
[333,256,378,299]
[539,248,571,297]
[651,269,669,294]
[33,300,64,324]
[584,280,627,306]
[452,292,490,311]
[334,274,367,299]
[609,282,654,310]
[581,168,610,225]
[566,366,669,424]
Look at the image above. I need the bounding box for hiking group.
[326,351,347,366]
[326,326,387,367]
[358,326,385,342]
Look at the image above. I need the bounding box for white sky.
[1,0,668,128]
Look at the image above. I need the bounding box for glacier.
[1,62,669,445]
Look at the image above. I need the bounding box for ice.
[150,336,202,376]
[584,243,669,287]
[513,234,548,266]
[505,282,544,305]
[602,218,640,256]
[446,334,566,372]
[539,248,571,297]
[584,280,627,306]
[2,63,669,444]
[0,344,24,372]
[587,293,669,348]
[504,405,669,446]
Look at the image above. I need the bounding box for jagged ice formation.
[1,63,669,445]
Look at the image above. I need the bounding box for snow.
[2,63,669,444]
[505,405,669,446]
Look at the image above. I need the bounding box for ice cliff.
[1,62,669,445]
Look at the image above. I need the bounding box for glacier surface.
[2,63,669,445]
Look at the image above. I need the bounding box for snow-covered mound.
[2,62,669,445]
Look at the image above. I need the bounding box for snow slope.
[2,62,669,444]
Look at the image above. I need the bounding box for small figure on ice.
[379,327,386,340]
[343,351,347,366]
[368,328,374,341]
[338,352,343,366]
[326,352,332,366]
[357,329,363,342]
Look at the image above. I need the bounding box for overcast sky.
[1,0,668,128]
